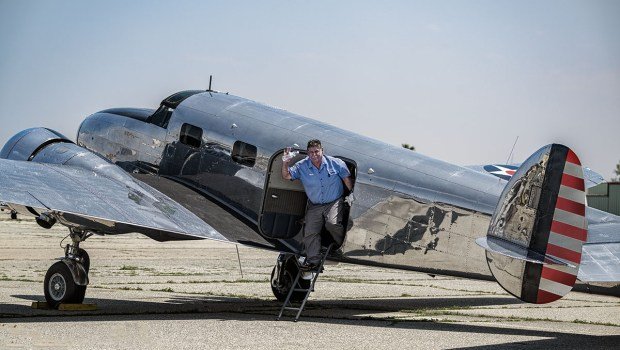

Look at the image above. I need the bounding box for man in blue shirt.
[281,139,353,270]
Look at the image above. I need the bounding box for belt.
[308,197,342,206]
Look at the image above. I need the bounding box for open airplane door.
[259,149,357,243]
[259,149,308,239]
[477,144,587,304]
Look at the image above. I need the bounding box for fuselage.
[74,90,615,290]
[1,88,617,310]
[76,91,507,281]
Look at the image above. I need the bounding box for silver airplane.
[0,88,618,308]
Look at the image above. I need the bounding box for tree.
[613,160,620,182]
[401,143,415,151]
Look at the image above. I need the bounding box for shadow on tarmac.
[4,292,521,317]
[2,294,617,349]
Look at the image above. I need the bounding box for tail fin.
[476,144,587,303]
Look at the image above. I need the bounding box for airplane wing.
[580,207,620,282]
[0,158,227,242]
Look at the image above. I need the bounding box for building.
[587,182,620,216]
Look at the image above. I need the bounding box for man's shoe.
[299,262,319,272]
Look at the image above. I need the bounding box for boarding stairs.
[276,244,334,322]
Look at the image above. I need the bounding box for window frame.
[179,123,203,148]
[231,141,257,167]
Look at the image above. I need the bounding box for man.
[281,139,353,270]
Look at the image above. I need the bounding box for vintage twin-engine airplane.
[0,88,618,308]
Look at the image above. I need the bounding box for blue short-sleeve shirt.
[288,155,350,204]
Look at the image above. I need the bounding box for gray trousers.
[303,198,344,264]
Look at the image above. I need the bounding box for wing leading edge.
[0,158,227,242]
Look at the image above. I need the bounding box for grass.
[185,278,269,284]
[119,265,154,272]
[153,271,203,276]
[403,309,620,327]
[0,276,38,283]
[118,286,143,291]
[181,290,258,299]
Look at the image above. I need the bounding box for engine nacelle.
[1,127,137,187]
[0,128,72,161]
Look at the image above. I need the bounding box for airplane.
[0,87,618,309]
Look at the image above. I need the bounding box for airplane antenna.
[506,136,519,165]
[208,75,213,91]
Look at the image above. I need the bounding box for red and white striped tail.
[537,149,587,303]
[478,144,588,304]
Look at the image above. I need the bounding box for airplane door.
[259,149,308,239]
[259,149,357,241]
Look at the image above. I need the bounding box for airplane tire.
[44,261,78,309]
[270,262,310,303]
[68,285,87,304]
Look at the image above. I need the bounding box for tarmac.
[0,214,618,349]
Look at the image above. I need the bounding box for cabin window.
[232,141,257,167]
[179,123,203,148]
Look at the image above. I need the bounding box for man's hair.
[307,139,322,149]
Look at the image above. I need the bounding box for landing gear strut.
[43,228,91,309]
[270,253,310,303]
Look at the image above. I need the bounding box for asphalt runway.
[0,215,618,349]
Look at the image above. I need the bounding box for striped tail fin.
[476,144,587,304]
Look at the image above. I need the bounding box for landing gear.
[44,261,84,308]
[43,228,92,309]
[76,248,90,273]
[270,253,310,302]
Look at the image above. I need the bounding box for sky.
[1,0,619,179]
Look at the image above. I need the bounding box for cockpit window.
[162,90,205,109]
[148,106,173,128]
[147,90,205,128]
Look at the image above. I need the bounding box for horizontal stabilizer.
[475,236,576,268]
